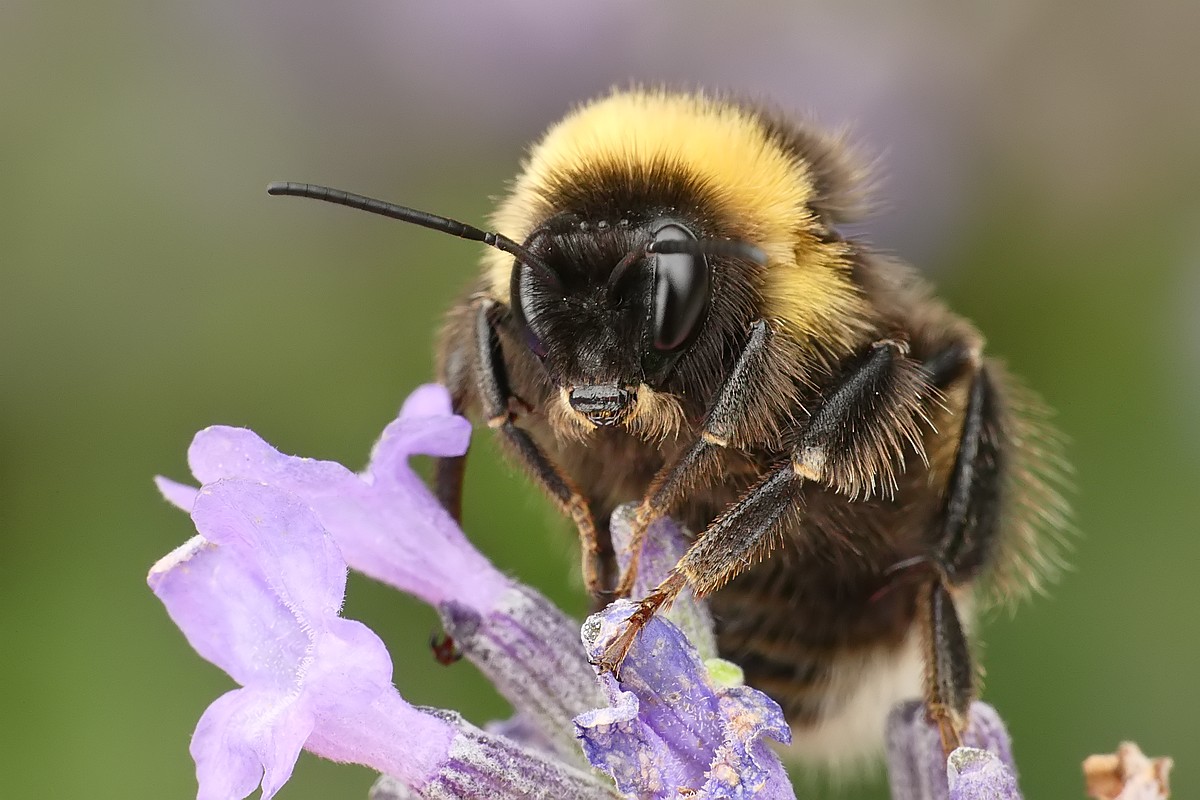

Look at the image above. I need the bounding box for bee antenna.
[647,238,768,265]
[266,182,560,286]
[606,241,649,299]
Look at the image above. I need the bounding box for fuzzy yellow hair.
[482,88,873,357]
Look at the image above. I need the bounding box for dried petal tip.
[1084,742,1172,800]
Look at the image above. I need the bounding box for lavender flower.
[149,480,614,800]
[151,383,1023,799]
[155,384,601,762]
[577,602,794,800]
[887,701,1021,800]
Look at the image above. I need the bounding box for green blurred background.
[3,2,1198,798]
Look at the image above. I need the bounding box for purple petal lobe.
[172,388,509,610]
[155,475,199,511]
[700,686,795,799]
[330,458,507,610]
[152,478,473,798]
[577,601,793,799]
[149,530,308,688]
[370,383,472,470]
[188,426,355,493]
[190,688,314,800]
[189,480,347,619]
[307,618,395,713]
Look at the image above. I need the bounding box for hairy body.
[421,89,1069,764]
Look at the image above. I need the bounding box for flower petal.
[368,383,472,472]
[700,687,795,800]
[187,426,357,498]
[307,618,395,714]
[155,475,199,511]
[149,532,307,688]
[191,688,314,800]
[169,389,509,610]
[327,462,508,610]
[190,479,346,620]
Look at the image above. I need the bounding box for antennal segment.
[266,181,559,285]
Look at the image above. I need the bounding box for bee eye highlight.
[649,224,709,352]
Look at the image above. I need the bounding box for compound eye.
[513,261,550,360]
[651,224,709,352]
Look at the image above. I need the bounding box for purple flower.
[149,479,446,799]
[577,602,794,800]
[886,700,1022,800]
[150,479,616,800]
[155,385,603,763]
[151,383,1025,799]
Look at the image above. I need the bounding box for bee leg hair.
[614,319,776,598]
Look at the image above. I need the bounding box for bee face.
[511,214,720,427]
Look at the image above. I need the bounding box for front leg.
[614,319,777,597]
[438,297,606,595]
[597,338,935,670]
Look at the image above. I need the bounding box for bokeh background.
[3,2,1198,798]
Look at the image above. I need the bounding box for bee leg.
[614,320,775,598]
[433,453,468,524]
[598,457,809,671]
[433,335,475,524]
[467,298,606,597]
[601,339,921,670]
[914,362,1003,753]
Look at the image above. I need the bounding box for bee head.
[508,213,765,430]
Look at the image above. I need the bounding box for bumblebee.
[268,87,1069,765]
